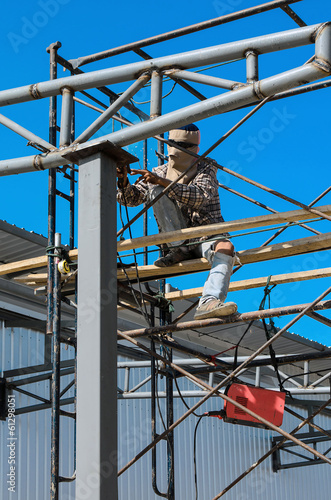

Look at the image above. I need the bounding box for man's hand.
[116,165,129,188]
[130,169,171,188]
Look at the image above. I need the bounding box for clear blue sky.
[0,0,330,344]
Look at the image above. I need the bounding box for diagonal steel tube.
[74,73,150,144]
[69,0,304,69]
[0,112,55,151]
[117,284,331,476]
[212,397,331,499]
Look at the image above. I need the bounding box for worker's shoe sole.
[194,299,237,320]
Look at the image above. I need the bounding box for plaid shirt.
[117,159,225,231]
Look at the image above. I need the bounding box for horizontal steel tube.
[117,388,331,399]
[0,59,329,177]
[165,69,241,90]
[0,24,323,107]
[69,0,304,68]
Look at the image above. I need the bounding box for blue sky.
[0,0,330,344]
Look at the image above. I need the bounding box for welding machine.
[220,383,285,429]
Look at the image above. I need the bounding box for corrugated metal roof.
[0,220,47,264]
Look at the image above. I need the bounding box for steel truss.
[1,1,331,499]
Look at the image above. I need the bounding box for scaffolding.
[1,1,331,499]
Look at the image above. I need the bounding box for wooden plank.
[116,232,331,281]
[0,249,78,277]
[117,204,331,252]
[165,267,331,301]
[16,233,331,286]
[2,204,330,277]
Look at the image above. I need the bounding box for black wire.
[117,187,151,325]
[281,368,331,385]
[194,415,205,500]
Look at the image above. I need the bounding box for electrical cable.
[117,185,151,324]
[193,415,205,500]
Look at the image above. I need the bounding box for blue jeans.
[148,185,234,305]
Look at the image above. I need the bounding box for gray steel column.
[75,147,118,500]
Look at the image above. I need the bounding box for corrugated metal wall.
[0,321,75,500]
[1,324,331,499]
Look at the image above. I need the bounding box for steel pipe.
[164,69,241,90]
[117,387,331,399]
[118,299,331,339]
[1,58,330,178]
[68,0,304,68]
[0,24,323,107]
[150,71,163,118]
[0,113,54,151]
[246,50,259,82]
[59,88,74,147]
[74,73,150,144]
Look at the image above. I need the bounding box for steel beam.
[76,146,119,500]
[68,0,304,68]
[0,24,324,107]
[0,48,330,176]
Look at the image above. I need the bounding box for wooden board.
[14,232,331,287]
[164,267,331,301]
[1,204,330,277]
[117,204,331,252]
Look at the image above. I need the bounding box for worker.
[117,124,237,320]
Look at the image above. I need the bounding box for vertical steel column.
[246,50,259,82]
[76,147,118,500]
[51,232,62,500]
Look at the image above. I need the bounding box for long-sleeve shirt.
[117,159,225,231]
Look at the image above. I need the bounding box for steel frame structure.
[1,1,331,499]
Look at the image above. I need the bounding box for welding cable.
[193,414,207,500]
[280,368,331,387]
[118,186,151,324]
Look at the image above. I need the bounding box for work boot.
[154,247,193,267]
[194,298,237,320]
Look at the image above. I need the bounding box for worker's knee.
[214,240,234,257]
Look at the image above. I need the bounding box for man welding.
[117,124,237,319]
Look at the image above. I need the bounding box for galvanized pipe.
[0,59,330,177]
[0,24,323,107]
[118,285,331,476]
[150,71,163,118]
[164,69,241,90]
[117,387,331,398]
[74,73,150,144]
[0,113,54,151]
[118,299,331,340]
[59,88,74,147]
[68,0,304,68]
[246,50,259,82]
